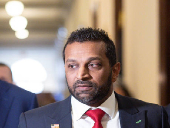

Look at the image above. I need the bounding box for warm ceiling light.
[9,16,28,31]
[15,29,29,39]
[5,1,24,16]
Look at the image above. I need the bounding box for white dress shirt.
[71,91,121,128]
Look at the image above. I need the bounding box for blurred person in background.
[0,62,57,107]
[36,93,56,107]
[18,28,169,128]
[0,63,14,84]
[0,62,38,128]
[113,83,132,97]
[113,78,132,97]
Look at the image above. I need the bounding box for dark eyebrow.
[87,57,102,62]
[66,59,77,63]
[66,57,102,63]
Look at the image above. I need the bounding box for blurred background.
[0,0,170,106]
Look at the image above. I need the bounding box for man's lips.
[75,84,93,91]
[76,84,92,87]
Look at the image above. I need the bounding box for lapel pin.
[136,120,142,124]
[51,124,59,128]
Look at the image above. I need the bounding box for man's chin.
[77,93,91,97]
[75,94,93,102]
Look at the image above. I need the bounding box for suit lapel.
[45,96,72,128]
[119,109,146,128]
[0,82,14,128]
[115,92,146,128]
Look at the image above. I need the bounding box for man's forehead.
[65,41,105,52]
[65,42,106,59]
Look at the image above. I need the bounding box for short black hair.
[63,27,117,67]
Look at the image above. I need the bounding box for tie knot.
[85,109,105,122]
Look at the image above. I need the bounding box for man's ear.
[111,62,121,82]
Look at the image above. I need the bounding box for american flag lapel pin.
[51,124,59,128]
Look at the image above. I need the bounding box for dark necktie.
[85,109,105,128]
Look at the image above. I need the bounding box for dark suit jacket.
[165,104,170,124]
[18,92,169,128]
[0,80,38,128]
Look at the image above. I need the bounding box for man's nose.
[76,66,90,80]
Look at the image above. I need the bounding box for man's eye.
[68,64,77,69]
[88,63,101,68]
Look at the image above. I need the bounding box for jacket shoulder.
[116,93,161,110]
[23,96,71,117]
[0,80,36,98]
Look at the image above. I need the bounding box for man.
[0,63,13,84]
[0,63,38,128]
[18,28,169,128]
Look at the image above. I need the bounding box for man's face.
[0,66,13,84]
[65,41,120,107]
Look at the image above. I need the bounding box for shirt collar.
[71,91,117,121]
